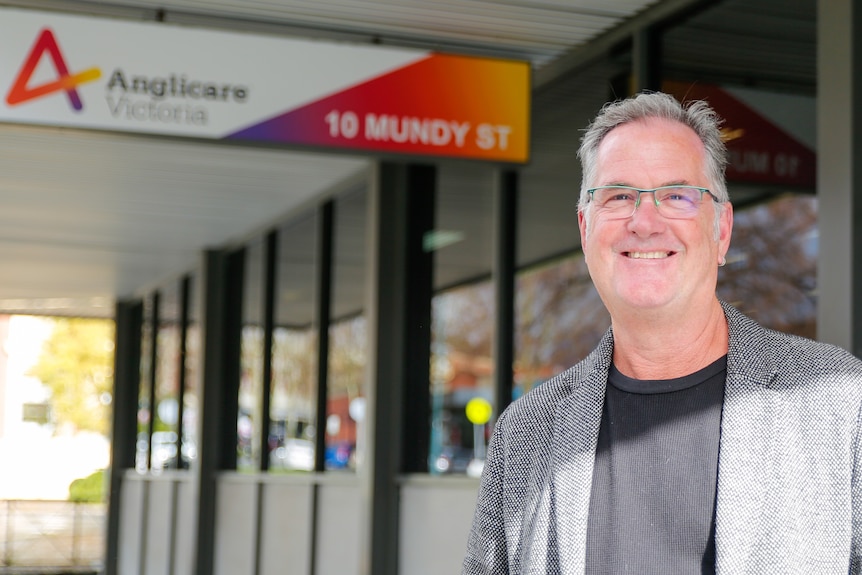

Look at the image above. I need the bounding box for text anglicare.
[106,69,248,103]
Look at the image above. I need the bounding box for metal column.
[360,162,435,575]
[493,170,518,418]
[194,249,244,575]
[105,299,143,575]
[817,0,862,354]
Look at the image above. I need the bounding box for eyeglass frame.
[585,184,723,220]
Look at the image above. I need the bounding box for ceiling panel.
[0,122,367,316]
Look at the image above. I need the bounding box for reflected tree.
[718,193,817,338]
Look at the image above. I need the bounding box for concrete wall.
[118,471,480,575]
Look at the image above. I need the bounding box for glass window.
[717,193,817,336]
[515,254,609,397]
[270,214,318,473]
[238,239,265,472]
[136,295,154,472]
[153,282,181,472]
[182,273,200,469]
[326,187,368,472]
[429,163,495,476]
[430,282,494,477]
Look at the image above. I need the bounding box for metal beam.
[534,0,720,90]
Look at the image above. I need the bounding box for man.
[462,91,862,574]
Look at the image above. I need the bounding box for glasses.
[586,185,721,220]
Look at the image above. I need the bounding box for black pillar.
[194,249,243,575]
[365,162,436,575]
[314,201,334,473]
[494,171,518,419]
[105,299,143,575]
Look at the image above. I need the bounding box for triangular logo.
[6,28,101,111]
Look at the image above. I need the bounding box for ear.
[717,202,733,262]
[578,209,589,250]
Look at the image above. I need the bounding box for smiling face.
[578,117,732,319]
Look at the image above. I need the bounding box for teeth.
[628,251,669,259]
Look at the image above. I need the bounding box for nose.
[628,192,665,234]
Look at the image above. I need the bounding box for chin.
[615,285,675,308]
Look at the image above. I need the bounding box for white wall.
[258,479,314,575]
[399,476,479,575]
[213,475,257,575]
[315,478,362,575]
[128,471,480,575]
[118,472,146,575]
[144,478,175,575]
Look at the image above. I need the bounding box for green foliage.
[28,318,115,435]
[69,469,105,503]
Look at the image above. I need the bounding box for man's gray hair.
[577,92,729,215]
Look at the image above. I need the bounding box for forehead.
[594,117,707,185]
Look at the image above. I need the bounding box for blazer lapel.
[714,304,779,574]
[551,368,607,575]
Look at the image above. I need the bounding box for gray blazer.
[463,302,862,574]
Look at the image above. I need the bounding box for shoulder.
[723,301,862,389]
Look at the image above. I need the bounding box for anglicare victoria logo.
[5,27,101,111]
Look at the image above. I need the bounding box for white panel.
[214,477,258,575]
[315,481,362,575]
[399,478,480,575]
[143,479,175,575]
[173,478,197,575]
[118,473,146,575]
[258,481,314,575]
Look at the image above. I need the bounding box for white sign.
[0,7,423,137]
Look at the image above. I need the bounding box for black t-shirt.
[584,356,727,574]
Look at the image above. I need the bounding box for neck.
[610,298,728,380]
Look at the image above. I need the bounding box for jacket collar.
[714,301,779,572]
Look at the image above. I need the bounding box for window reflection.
[326,188,368,472]
[182,274,200,469]
[324,186,368,471]
[515,255,609,397]
[428,164,496,476]
[326,316,365,471]
[270,327,316,471]
[239,240,265,472]
[135,295,153,473]
[152,283,181,472]
[430,283,493,477]
[717,193,817,336]
[270,214,318,473]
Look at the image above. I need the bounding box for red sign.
[664,81,815,188]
